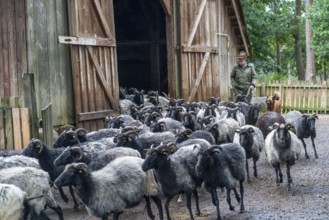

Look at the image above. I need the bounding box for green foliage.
[310,0,329,63]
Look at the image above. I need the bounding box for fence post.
[41,103,53,147]
[23,73,39,139]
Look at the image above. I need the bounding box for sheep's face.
[53,131,79,148]
[54,163,88,187]
[150,122,166,133]
[167,107,184,121]
[182,113,194,127]
[196,146,219,173]
[236,128,254,147]
[175,129,192,144]
[133,91,144,106]
[274,124,292,145]
[22,139,44,158]
[143,143,175,171]
[54,147,74,166]
[115,132,137,147]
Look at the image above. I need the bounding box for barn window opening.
[113,0,168,94]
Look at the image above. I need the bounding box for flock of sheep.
[0,88,319,220]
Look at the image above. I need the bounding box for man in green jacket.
[230,51,257,102]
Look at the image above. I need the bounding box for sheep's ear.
[211,148,221,154]
[286,123,294,130]
[313,114,318,120]
[235,128,241,134]
[272,123,279,129]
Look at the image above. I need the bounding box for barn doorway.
[113,0,168,94]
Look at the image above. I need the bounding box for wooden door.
[178,0,220,102]
[59,0,119,131]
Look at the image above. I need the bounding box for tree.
[294,0,305,80]
[305,0,315,81]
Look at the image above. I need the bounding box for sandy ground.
[47,114,329,220]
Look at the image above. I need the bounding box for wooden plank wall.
[255,80,329,114]
[0,0,27,98]
[25,0,74,126]
[178,0,243,102]
[0,107,30,150]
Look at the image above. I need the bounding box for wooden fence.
[0,106,31,150]
[255,80,329,114]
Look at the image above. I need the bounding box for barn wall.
[0,0,27,98]
[26,0,74,126]
[172,0,244,101]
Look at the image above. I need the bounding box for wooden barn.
[0,0,249,149]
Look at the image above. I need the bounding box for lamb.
[22,138,80,211]
[255,111,286,138]
[0,183,26,220]
[54,146,141,171]
[142,142,203,220]
[264,123,302,190]
[0,166,64,220]
[284,110,319,159]
[265,91,282,113]
[54,157,163,220]
[233,125,265,182]
[195,143,246,220]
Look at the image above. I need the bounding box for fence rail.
[255,80,329,114]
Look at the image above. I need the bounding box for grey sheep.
[284,110,319,159]
[196,143,246,220]
[206,118,240,144]
[54,146,141,171]
[0,183,26,220]
[150,117,185,134]
[264,123,302,191]
[0,155,40,170]
[233,125,265,182]
[175,129,216,145]
[0,166,63,220]
[54,157,163,220]
[142,142,204,220]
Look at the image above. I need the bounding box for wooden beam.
[186,0,208,46]
[77,110,119,121]
[231,0,249,55]
[20,108,31,148]
[86,46,119,111]
[182,45,218,53]
[161,0,171,16]
[92,0,114,40]
[188,52,210,102]
[58,36,116,47]
[12,108,22,150]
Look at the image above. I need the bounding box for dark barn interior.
[113,0,168,94]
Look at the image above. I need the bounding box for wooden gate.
[59,0,120,131]
[179,0,220,102]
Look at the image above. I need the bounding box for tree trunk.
[305,0,315,81]
[276,35,281,73]
[294,0,305,80]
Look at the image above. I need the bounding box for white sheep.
[264,123,302,191]
[0,183,26,220]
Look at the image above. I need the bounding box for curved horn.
[32,139,44,154]
[70,147,84,161]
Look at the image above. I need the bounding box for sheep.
[255,111,286,138]
[222,106,246,126]
[54,157,163,220]
[54,146,141,171]
[284,111,319,159]
[206,118,240,144]
[181,111,201,131]
[237,102,262,125]
[233,125,265,182]
[166,106,185,121]
[0,183,26,220]
[264,123,302,191]
[0,155,40,170]
[150,117,185,134]
[265,91,282,113]
[175,129,216,145]
[114,130,175,158]
[142,142,203,220]
[0,166,64,220]
[119,99,138,115]
[0,149,22,157]
[195,143,246,220]
[22,138,80,211]
[105,115,142,129]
